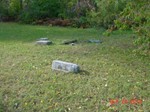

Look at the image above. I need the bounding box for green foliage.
[0,0,75,22]
[115,0,150,55]
[0,0,22,18]
[19,0,62,23]
[9,0,22,16]
[0,0,9,17]
[88,0,128,28]
[72,16,90,28]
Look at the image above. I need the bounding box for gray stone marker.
[62,39,77,45]
[38,38,49,41]
[36,38,52,45]
[52,60,80,73]
[36,40,52,45]
[88,39,102,43]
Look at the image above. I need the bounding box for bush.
[88,0,128,28]
[0,0,9,20]
[115,0,150,56]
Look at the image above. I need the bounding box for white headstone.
[38,38,49,41]
[52,60,80,73]
[36,40,52,45]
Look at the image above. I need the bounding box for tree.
[115,0,150,55]
[88,0,129,28]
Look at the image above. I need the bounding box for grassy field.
[0,22,149,112]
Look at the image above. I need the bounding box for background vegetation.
[0,0,149,55]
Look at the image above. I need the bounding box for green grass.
[0,22,149,112]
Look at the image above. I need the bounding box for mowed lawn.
[0,22,149,112]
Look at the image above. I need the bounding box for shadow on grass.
[79,70,90,76]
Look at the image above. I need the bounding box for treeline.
[0,0,132,28]
[0,0,91,24]
[0,0,149,55]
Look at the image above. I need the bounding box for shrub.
[88,0,128,28]
[115,0,150,56]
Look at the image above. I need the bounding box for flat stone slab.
[52,60,80,73]
[36,40,52,45]
[62,39,78,45]
[88,39,102,43]
[38,38,49,41]
[36,37,52,45]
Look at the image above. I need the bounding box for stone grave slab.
[36,38,52,45]
[62,39,78,45]
[52,60,80,73]
[88,39,102,43]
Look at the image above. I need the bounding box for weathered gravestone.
[38,38,49,41]
[88,39,102,43]
[52,60,80,73]
[62,39,78,45]
[36,38,52,45]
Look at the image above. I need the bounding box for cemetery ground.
[0,22,149,112]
